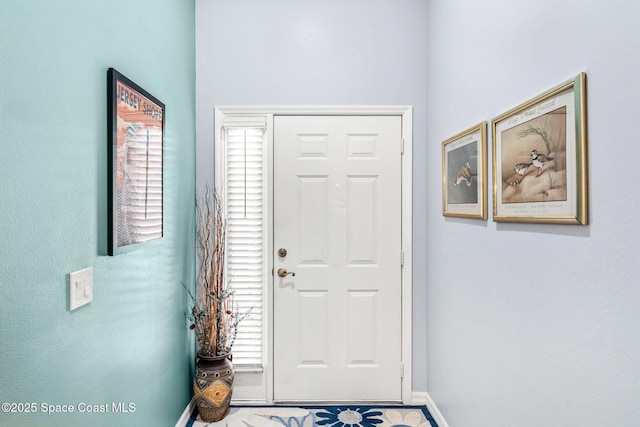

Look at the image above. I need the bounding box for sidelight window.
[219,117,268,369]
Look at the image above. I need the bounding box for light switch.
[70,267,93,311]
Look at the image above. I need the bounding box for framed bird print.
[107,68,165,255]
[492,72,588,224]
[442,121,488,220]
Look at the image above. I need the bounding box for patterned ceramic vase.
[193,352,234,422]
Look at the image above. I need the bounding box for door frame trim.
[215,105,413,403]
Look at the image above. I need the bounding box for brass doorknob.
[277,268,295,278]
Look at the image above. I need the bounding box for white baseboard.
[175,397,196,427]
[411,391,429,405]
[231,399,269,405]
[421,392,450,427]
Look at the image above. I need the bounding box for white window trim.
[214,105,413,404]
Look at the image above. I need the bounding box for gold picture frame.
[442,121,488,220]
[492,72,588,224]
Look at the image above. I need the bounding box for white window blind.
[223,123,266,368]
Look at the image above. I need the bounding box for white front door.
[273,115,403,402]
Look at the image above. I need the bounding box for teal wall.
[0,1,196,426]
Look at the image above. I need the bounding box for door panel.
[273,115,402,402]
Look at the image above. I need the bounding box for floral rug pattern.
[187,405,438,427]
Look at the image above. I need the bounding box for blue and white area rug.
[187,405,438,427]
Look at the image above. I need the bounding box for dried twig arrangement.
[183,185,251,357]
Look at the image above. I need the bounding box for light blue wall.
[426,1,640,426]
[195,0,428,393]
[0,1,195,426]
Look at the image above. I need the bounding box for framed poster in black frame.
[107,68,165,256]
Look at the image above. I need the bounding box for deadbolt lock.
[278,248,287,257]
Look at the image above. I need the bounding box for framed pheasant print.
[442,121,488,220]
[107,68,165,255]
[492,72,588,224]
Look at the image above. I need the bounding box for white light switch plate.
[70,267,93,311]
